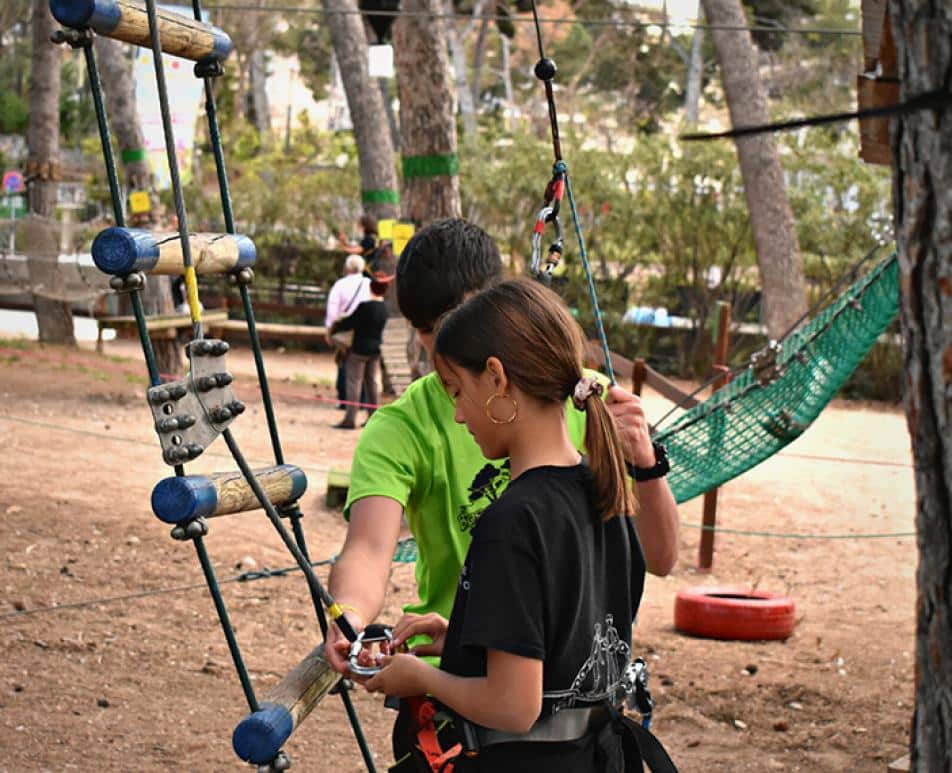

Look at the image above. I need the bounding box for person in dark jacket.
[331,273,393,429]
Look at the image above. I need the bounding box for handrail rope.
[650,245,892,431]
[204,5,866,39]
[529,0,615,384]
[137,0,260,713]
[0,413,914,470]
[0,520,916,625]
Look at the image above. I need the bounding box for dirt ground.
[0,336,917,772]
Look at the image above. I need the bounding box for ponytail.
[582,391,638,520]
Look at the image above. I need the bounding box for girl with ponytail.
[363,279,653,772]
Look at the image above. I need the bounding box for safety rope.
[528,0,615,384]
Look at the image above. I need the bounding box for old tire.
[674,586,796,641]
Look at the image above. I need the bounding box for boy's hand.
[605,385,656,468]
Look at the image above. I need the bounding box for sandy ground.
[0,336,917,772]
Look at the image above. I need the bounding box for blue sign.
[2,171,24,194]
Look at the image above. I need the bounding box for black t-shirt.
[334,299,388,356]
[439,463,646,772]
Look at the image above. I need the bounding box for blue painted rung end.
[91,227,159,276]
[151,475,218,525]
[233,703,294,765]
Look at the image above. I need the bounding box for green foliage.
[0,90,28,133]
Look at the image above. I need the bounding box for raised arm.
[606,385,679,576]
[325,495,404,673]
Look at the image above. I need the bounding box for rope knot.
[572,376,603,410]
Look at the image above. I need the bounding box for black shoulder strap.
[610,707,678,773]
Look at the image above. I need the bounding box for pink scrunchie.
[572,376,604,410]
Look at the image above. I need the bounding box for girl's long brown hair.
[434,278,637,519]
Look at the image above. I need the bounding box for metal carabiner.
[347,623,394,677]
[530,205,565,283]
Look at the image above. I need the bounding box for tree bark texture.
[393,0,461,225]
[888,1,952,769]
[95,37,181,376]
[324,0,399,221]
[683,2,705,126]
[701,0,807,340]
[27,0,74,345]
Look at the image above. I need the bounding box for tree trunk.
[95,37,182,376]
[701,0,807,340]
[889,1,952,769]
[324,0,399,221]
[393,0,461,225]
[27,0,74,345]
[684,2,705,126]
[444,0,477,140]
[249,48,271,144]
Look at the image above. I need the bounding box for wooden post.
[49,0,233,63]
[91,228,256,277]
[632,357,647,396]
[150,464,307,524]
[232,644,340,765]
[698,301,732,571]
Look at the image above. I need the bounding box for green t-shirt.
[344,371,591,621]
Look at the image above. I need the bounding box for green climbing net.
[656,252,899,504]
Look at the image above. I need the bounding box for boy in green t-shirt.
[325,219,679,674]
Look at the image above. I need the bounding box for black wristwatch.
[626,442,670,482]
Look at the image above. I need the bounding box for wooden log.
[699,301,732,572]
[49,0,233,62]
[91,228,255,277]
[150,464,307,524]
[232,644,340,765]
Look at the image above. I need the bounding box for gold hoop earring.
[485,393,518,424]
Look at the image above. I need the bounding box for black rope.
[204,4,866,38]
[143,0,203,340]
[681,89,952,142]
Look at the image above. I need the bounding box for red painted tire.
[674,586,796,641]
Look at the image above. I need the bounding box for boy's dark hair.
[396,219,502,331]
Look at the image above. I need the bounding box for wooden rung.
[50,0,233,62]
[151,464,307,524]
[92,228,255,277]
[232,644,339,765]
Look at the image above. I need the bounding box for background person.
[330,273,392,429]
[325,255,371,408]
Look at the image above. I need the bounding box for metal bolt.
[168,384,187,400]
[196,376,217,392]
[217,372,233,387]
[230,400,245,416]
[170,525,188,541]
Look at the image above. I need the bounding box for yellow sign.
[129,190,152,215]
[392,222,415,257]
[378,218,395,240]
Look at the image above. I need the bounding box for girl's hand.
[390,612,449,656]
[364,653,432,697]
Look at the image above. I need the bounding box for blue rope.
[561,164,616,385]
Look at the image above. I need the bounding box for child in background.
[359,279,648,772]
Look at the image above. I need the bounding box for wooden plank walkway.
[381,316,414,396]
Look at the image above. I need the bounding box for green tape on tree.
[121,148,148,165]
[402,153,459,179]
[362,189,400,205]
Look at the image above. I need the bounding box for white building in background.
[266,54,351,137]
